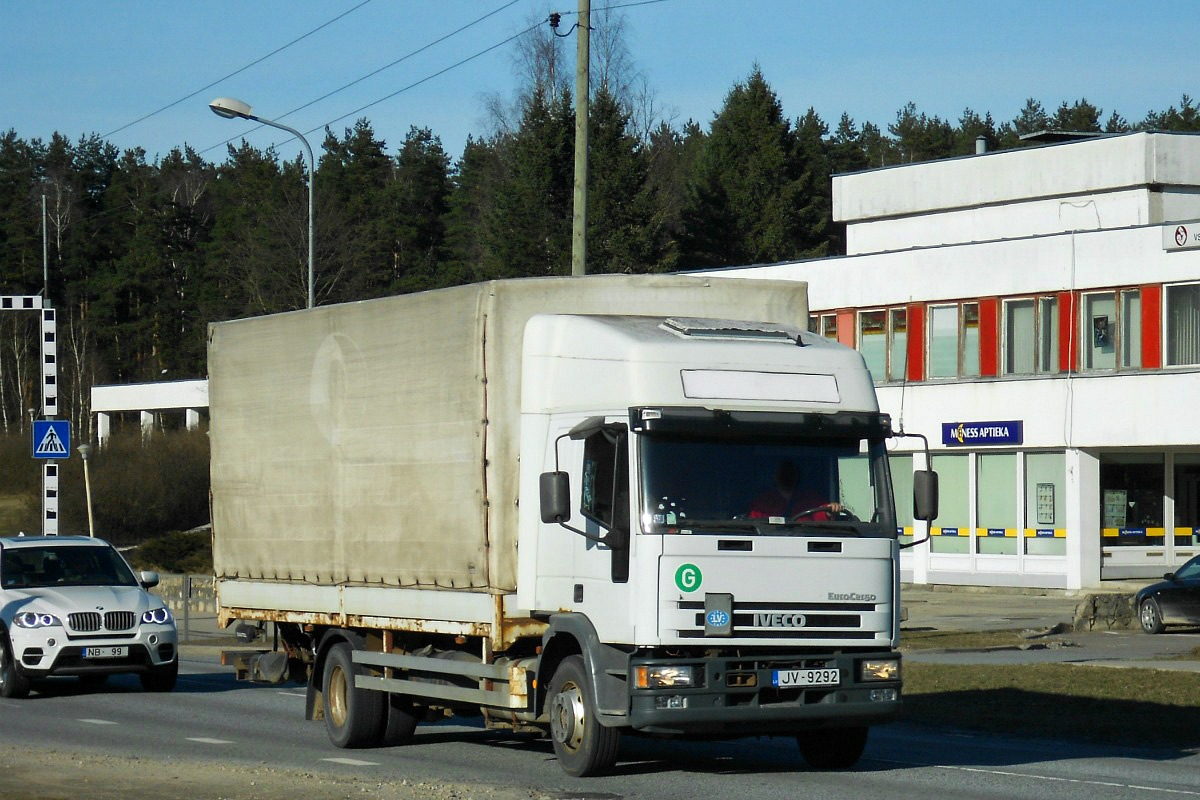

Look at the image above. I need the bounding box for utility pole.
[571,0,590,276]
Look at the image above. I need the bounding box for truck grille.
[68,611,137,632]
[675,600,878,639]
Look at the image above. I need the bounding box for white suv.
[0,535,178,697]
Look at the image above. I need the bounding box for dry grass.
[0,494,33,535]
[903,661,1200,749]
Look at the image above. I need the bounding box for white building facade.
[727,131,1200,590]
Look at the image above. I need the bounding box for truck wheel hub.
[550,682,585,750]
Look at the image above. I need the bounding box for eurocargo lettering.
[208,275,938,776]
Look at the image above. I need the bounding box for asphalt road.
[2,646,1199,800]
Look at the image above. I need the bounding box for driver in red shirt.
[749,461,843,521]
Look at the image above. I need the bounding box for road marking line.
[278,691,306,698]
[321,758,380,767]
[77,719,118,725]
[186,737,235,745]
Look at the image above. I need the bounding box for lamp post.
[209,97,315,309]
[77,443,95,538]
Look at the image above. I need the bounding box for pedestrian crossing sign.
[32,420,70,459]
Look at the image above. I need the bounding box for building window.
[1100,453,1164,548]
[1004,299,1035,374]
[888,308,908,382]
[818,313,838,342]
[1038,297,1060,373]
[1121,289,1141,369]
[1082,289,1139,371]
[1003,296,1059,375]
[891,453,914,546]
[976,453,1017,555]
[1083,292,1116,370]
[962,303,980,376]
[928,302,980,379]
[1175,454,1200,548]
[930,453,969,553]
[1166,282,1200,366]
[1025,452,1066,556]
[858,310,886,382]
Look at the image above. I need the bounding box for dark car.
[1135,553,1200,634]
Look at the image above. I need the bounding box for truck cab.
[519,315,923,773]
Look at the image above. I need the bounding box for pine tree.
[381,126,451,293]
[1052,99,1102,132]
[585,87,662,273]
[319,119,394,301]
[680,68,821,267]
[482,86,574,278]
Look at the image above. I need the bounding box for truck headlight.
[14,612,60,629]
[635,665,702,689]
[860,658,900,682]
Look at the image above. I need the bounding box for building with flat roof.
[725,131,1200,590]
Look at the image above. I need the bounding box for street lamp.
[77,443,95,538]
[209,97,315,309]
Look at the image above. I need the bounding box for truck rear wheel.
[546,655,620,776]
[323,643,386,748]
[797,726,868,769]
[381,694,421,746]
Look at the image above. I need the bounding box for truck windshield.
[638,432,896,535]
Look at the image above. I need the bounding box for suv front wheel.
[0,633,31,699]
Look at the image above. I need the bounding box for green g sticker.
[674,563,702,593]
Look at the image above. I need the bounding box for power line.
[306,20,542,138]
[212,0,677,154]
[278,0,522,125]
[101,0,374,140]
[200,0,527,157]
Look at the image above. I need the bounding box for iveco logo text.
[753,613,807,627]
[828,592,877,602]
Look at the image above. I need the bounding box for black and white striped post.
[1,295,60,535]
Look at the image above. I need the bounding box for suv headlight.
[14,611,61,629]
[141,607,174,625]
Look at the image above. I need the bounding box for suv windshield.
[639,432,895,535]
[0,545,138,589]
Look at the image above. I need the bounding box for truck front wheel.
[546,655,620,777]
[322,643,386,748]
[797,726,868,769]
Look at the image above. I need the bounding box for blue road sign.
[32,420,70,459]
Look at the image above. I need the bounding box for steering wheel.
[790,503,858,522]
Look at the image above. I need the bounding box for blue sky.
[3,0,1195,166]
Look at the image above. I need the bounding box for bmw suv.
[0,535,178,697]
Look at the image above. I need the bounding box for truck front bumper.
[627,650,901,736]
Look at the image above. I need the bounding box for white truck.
[208,274,936,776]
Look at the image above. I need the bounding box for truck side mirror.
[913,470,938,522]
[540,471,571,523]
